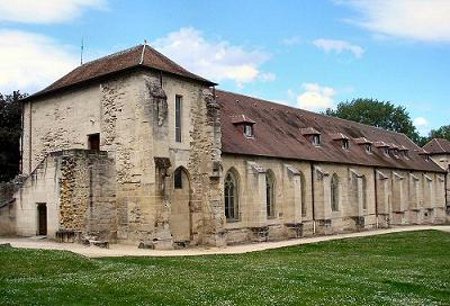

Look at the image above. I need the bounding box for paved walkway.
[1,225,449,258]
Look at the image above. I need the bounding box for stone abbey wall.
[11,68,448,247]
[17,70,224,247]
[222,154,447,244]
[13,150,115,240]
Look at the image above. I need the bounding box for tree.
[324,98,420,143]
[429,125,450,141]
[0,91,27,182]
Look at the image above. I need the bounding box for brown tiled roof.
[217,90,444,172]
[423,138,450,154]
[25,44,216,101]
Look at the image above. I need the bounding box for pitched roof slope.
[26,44,215,100]
[217,90,443,172]
[423,138,450,154]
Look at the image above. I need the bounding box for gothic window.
[266,171,275,218]
[175,95,182,142]
[300,172,307,217]
[224,170,239,221]
[362,176,367,210]
[331,174,339,212]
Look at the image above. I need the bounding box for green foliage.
[430,124,450,141]
[324,98,420,143]
[1,231,449,305]
[0,91,27,182]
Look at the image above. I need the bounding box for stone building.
[423,138,450,206]
[0,44,447,247]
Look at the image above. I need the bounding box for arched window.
[300,172,306,217]
[361,176,367,210]
[224,170,239,221]
[266,171,275,218]
[331,174,339,212]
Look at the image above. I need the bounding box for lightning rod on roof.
[80,36,84,65]
[140,39,147,65]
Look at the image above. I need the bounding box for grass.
[1,230,450,305]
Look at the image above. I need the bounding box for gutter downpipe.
[310,163,316,234]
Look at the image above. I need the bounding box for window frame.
[331,174,339,212]
[266,172,275,218]
[243,124,254,137]
[175,95,182,143]
[312,134,321,146]
[224,171,239,221]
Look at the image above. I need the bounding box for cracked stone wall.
[13,150,116,239]
[22,85,101,175]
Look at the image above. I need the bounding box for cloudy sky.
[0,0,449,135]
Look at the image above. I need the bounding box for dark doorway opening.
[37,203,47,236]
[88,133,100,151]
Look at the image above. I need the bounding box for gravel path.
[1,225,449,258]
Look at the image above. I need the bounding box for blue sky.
[0,0,449,135]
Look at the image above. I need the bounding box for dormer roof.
[330,133,349,141]
[231,114,256,125]
[354,137,373,145]
[300,127,321,135]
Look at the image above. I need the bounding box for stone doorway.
[170,167,191,243]
[37,203,47,236]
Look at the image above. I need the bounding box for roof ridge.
[80,44,142,67]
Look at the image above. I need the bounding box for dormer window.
[312,134,321,146]
[374,141,390,157]
[244,124,254,137]
[342,139,349,150]
[354,137,373,154]
[301,127,321,146]
[232,114,256,139]
[331,133,349,150]
[399,146,409,159]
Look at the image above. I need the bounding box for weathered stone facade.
[4,44,447,248]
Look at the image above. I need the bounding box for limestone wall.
[222,154,446,244]
[14,150,116,239]
[22,85,102,175]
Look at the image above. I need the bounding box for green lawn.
[1,230,449,306]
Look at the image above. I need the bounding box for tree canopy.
[324,98,420,143]
[429,125,450,141]
[0,91,27,182]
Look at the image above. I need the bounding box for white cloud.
[282,36,301,46]
[414,116,429,136]
[297,83,337,111]
[414,117,428,127]
[313,38,364,58]
[341,0,450,42]
[152,27,272,85]
[0,30,78,93]
[0,0,107,24]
